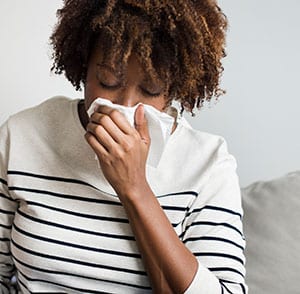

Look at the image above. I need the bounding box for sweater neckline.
[71,98,87,137]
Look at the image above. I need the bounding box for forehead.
[90,44,163,85]
[94,32,166,69]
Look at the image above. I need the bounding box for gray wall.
[1,0,299,187]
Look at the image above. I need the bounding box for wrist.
[117,179,152,204]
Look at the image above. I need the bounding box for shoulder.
[6,96,76,128]
[158,118,237,193]
[174,117,234,168]
[7,96,73,124]
[2,96,80,149]
[176,120,242,209]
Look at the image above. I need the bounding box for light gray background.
[0,0,299,187]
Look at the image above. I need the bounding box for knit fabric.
[0,97,247,293]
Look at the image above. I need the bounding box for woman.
[0,1,247,293]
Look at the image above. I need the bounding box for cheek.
[148,97,168,112]
[84,79,103,110]
[84,75,116,109]
[83,85,95,111]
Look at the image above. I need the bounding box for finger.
[134,104,150,144]
[90,112,125,144]
[86,122,117,152]
[84,132,108,160]
[95,105,134,134]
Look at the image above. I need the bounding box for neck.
[78,99,89,129]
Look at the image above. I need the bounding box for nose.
[116,86,140,107]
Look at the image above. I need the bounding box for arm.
[85,105,247,293]
[85,104,197,293]
[182,139,247,294]
[0,122,18,293]
[116,180,198,293]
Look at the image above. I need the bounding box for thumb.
[134,104,150,144]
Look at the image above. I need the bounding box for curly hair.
[50,0,227,113]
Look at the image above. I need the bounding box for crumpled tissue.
[87,98,175,167]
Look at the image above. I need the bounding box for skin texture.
[82,46,198,293]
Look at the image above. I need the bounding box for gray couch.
[241,171,300,294]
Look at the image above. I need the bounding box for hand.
[85,104,151,200]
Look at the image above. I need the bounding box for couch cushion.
[241,171,300,294]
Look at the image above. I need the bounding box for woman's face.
[84,47,168,112]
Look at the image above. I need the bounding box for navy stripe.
[186,221,243,237]
[209,267,245,278]
[24,201,129,223]
[172,222,182,229]
[2,263,15,269]
[13,223,141,259]
[219,278,241,284]
[161,205,187,211]
[9,186,121,206]
[0,224,12,230]
[220,280,234,294]
[195,252,244,265]
[0,272,12,279]
[7,170,100,191]
[188,205,242,219]
[0,280,10,291]
[240,282,247,294]
[158,191,198,198]
[183,236,244,251]
[10,186,193,214]
[7,170,197,199]
[12,254,151,290]
[0,192,15,202]
[17,209,135,241]
[220,279,246,294]
[17,277,32,293]
[11,238,147,276]
[0,178,8,186]
[1,266,15,274]
[18,270,118,294]
[0,208,15,215]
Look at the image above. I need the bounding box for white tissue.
[87,98,175,167]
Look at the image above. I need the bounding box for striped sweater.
[0,96,247,293]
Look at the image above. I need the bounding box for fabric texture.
[0,96,247,293]
[242,171,300,294]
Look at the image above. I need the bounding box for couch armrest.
[241,171,300,294]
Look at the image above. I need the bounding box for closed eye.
[99,82,121,90]
[140,87,161,97]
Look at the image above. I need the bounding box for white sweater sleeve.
[0,122,18,293]
[183,139,247,294]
